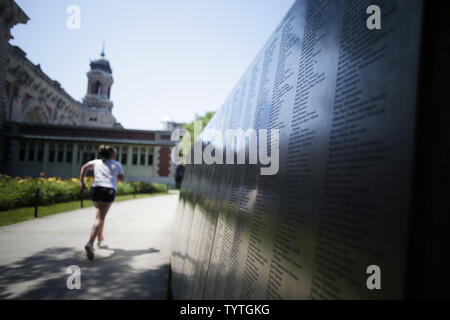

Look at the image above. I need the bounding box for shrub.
[0,174,168,211]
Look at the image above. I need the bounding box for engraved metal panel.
[172,0,423,299]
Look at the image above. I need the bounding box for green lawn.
[0,192,169,227]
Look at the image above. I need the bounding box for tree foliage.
[182,111,215,147]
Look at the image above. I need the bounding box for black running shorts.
[90,186,116,203]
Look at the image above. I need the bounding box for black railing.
[34,188,40,218]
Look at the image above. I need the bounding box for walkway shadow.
[0,247,169,300]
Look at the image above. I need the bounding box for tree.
[182,111,215,147]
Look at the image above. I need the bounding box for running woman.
[80,145,124,260]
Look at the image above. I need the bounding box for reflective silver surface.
[172,0,423,299]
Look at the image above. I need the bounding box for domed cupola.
[90,50,112,74]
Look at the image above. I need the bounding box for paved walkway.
[0,193,179,299]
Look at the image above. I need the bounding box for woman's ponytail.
[99,145,115,162]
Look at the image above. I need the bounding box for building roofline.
[2,122,175,145]
[15,135,175,146]
[8,44,83,108]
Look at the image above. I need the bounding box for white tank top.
[88,159,124,190]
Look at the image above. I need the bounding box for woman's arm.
[117,162,125,182]
[80,162,93,189]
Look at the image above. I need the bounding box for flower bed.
[0,174,168,211]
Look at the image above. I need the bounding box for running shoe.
[85,241,95,260]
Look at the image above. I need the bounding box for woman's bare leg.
[89,202,111,244]
[97,220,105,242]
[98,203,112,240]
[97,208,110,242]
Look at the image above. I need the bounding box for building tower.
[82,44,116,127]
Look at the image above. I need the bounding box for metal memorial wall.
[171,0,427,299]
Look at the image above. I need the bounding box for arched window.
[93,81,102,95]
